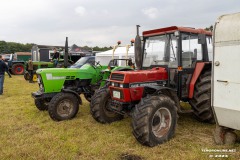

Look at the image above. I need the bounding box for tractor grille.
[66,76,75,80]
[111,73,124,81]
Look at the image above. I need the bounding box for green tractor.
[31,37,134,121]
[24,51,74,82]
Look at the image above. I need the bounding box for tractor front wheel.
[35,99,48,111]
[48,93,79,121]
[132,95,177,147]
[90,87,123,123]
[11,63,24,75]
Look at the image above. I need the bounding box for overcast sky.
[0,0,239,47]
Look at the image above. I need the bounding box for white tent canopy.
[96,46,135,66]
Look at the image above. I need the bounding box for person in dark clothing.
[27,58,34,83]
[0,55,12,95]
[52,48,60,67]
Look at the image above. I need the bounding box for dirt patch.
[119,153,143,160]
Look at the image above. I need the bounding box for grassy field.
[0,75,239,160]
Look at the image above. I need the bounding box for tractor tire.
[189,70,215,123]
[24,72,30,81]
[34,99,48,111]
[48,93,79,121]
[11,63,24,75]
[90,87,123,123]
[84,94,92,102]
[132,95,177,147]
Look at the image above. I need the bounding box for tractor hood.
[36,64,107,93]
[110,67,168,83]
[36,64,106,80]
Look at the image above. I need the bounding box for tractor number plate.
[113,90,121,99]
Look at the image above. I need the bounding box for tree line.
[0,40,112,54]
[0,41,33,53]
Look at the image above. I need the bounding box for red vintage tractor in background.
[90,26,213,147]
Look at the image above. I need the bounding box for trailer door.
[212,13,240,130]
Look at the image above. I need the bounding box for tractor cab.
[140,26,212,99]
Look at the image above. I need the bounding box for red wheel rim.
[14,65,24,74]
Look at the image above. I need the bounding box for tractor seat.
[182,52,193,68]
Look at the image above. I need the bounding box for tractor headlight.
[119,83,123,88]
[37,74,44,92]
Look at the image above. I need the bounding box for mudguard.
[62,89,82,105]
[143,86,180,109]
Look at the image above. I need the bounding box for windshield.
[108,59,133,67]
[76,57,89,65]
[143,34,177,68]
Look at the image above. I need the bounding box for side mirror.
[198,34,206,44]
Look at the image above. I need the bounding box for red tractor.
[90,26,213,147]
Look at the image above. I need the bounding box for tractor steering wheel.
[90,61,102,69]
[95,61,102,68]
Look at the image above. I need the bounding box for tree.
[205,25,213,32]
[0,41,33,54]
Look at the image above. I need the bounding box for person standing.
[27,58,33,83]
[52,48,60,67]
[0,55,11,95]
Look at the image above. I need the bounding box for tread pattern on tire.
[90,87,123,123]
[132,95,177,147]
[35,99,48,111]
[189,70,214,123]
[48,93,79,121]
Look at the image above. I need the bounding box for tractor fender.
[189,62,211,98]
[143,86,181,110]
[61,89,82,105]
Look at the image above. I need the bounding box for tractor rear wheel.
[90,87,123,123]
[48,93,79,121]
[132,95,177,147]
[35,99,48,111]
[189,70,215,123]
[11,63,24,75]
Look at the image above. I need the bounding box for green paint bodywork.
[37,64,108,93]
[32,61,54,70]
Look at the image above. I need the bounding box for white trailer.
[95,45,134,66]
[212,12,240,144]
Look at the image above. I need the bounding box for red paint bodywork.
[109,67,168,102]
[143,26,212,37]
[188,62,210,98]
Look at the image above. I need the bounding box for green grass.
[0,74,239,160]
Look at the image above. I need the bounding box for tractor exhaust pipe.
[134,25,142,70]
[64,37,68,68]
